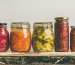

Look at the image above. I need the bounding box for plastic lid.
[11,22,30,29]
[33,22,53,29]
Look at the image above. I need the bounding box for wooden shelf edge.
[0,52,75,56]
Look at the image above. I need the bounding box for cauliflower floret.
[43,36,54,42]
[50,28,53,34]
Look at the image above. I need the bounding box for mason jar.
[70,26,75,51]
[10,22,31,52]
[0,23,9,52]
[32,22,54,52]
[54,17,69,52]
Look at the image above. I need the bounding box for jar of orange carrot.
[10,22,31,52]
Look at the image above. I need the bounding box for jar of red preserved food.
[70,26,75,51]
[54,17,69,52]
[0,23,9,52]
[10,22,31,52]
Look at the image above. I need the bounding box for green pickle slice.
[32,28,54,52]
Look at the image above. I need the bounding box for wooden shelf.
[0,52,75,56]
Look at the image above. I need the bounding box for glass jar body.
[70,27,75,51]
[0,25,9,52]
[10,28,31,52]
[32,28,54,52]
[55,19,69,52]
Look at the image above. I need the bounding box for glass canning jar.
[54,17,69,52]
[10,22,31,52]
[32,22,54,52]
[0,23,9,52]
[70,26,75,51]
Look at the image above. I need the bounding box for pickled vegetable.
[55,19,69,52]
[0,25,9,52]
[32,28,54,52]
[10,29,31,52]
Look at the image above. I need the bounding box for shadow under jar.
[54,17,69,52]
[70,26,75,51]
[10,22,31,52]
[0,23,9,52]
[32,22,54,52]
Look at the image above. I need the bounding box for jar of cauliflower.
[32,22,54,52]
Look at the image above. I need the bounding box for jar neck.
[71,27,75,29]
[0,25,7,30]
[56,19,68,22]
[11,28,30,32]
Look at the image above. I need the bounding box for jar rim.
[71,26,75,28]
[34,22,52,24]
[54,17,69,20]
[0,23,7,25]
[33,22,53,29]
[11,22,30,29]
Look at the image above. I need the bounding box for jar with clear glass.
[70,26,75,51]
[0,23,9,52]
[54,17,69,52]
[10,22,31,52]
[32,22,54,52]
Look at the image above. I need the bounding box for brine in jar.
[54,17,69,52]
[10,22,31,52]
[32,22,54,52]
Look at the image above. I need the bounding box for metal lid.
[55,17,69,20]
[0,23,7,25]
[70,26,75,28]
[33,22,53,29]
[11,22,30,29]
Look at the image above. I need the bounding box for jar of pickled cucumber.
[32,22,54,52]
[10,22,31,52]
[54,17,69,52]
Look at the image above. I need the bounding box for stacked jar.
[32,22,54,52]
[54,17,69,52]
[10,22,31,52]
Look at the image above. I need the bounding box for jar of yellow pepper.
[32,22,54,52]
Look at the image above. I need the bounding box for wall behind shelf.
[0,0,75,52]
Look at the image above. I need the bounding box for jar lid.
[0,23,7,25]
[70,26,75,28]
[33,22,53,29]
[11,22,30,29]
[55,17,69,20]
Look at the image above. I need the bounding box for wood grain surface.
[0,52,75,56]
